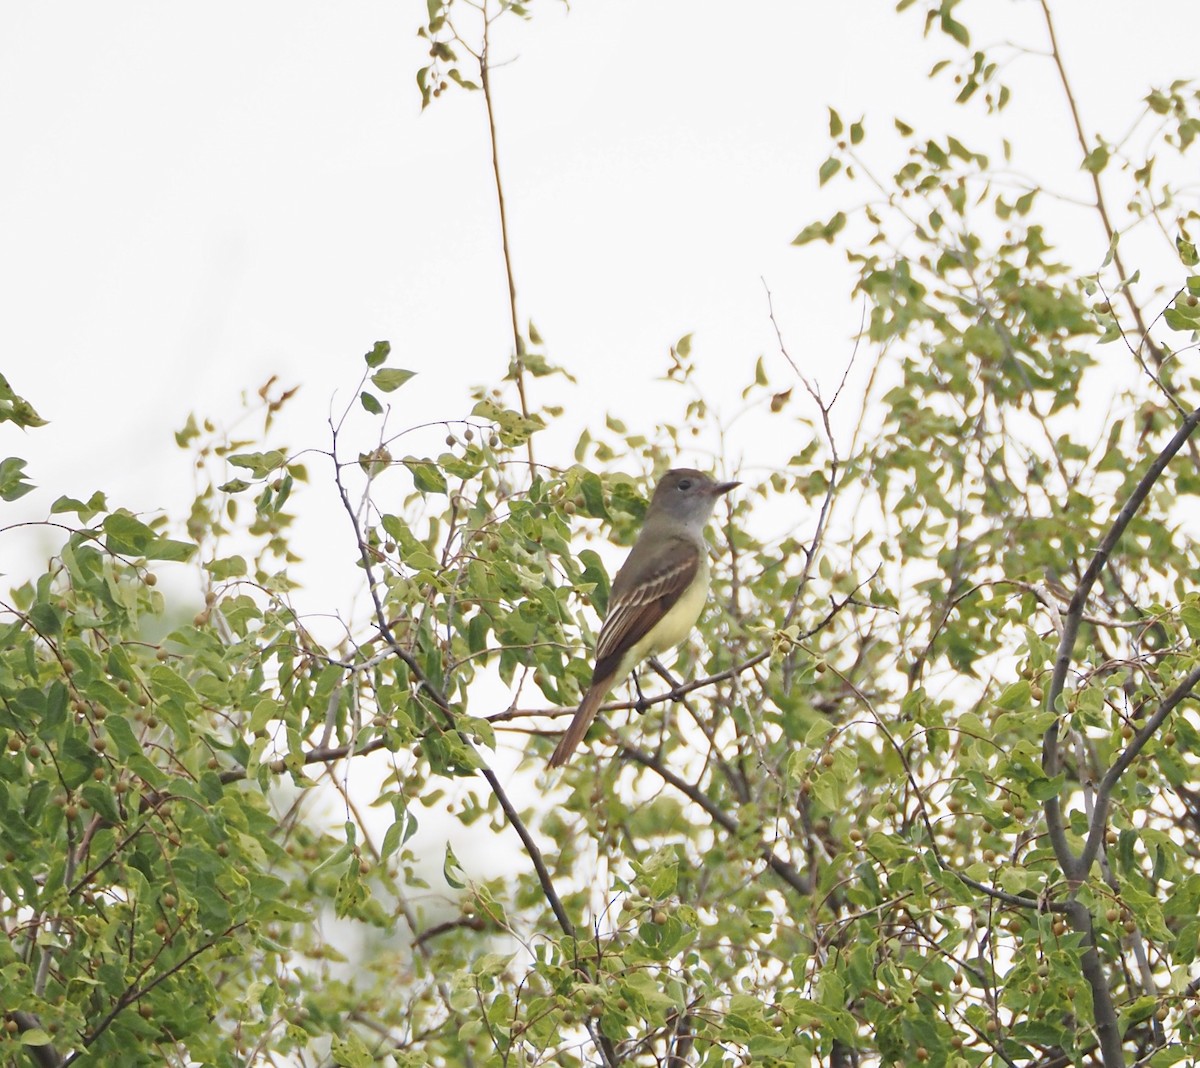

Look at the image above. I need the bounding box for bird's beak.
[712,480,740,496]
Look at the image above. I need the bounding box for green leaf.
[103,716,142,760]
[205,555,248,580]
[81,782,120,822]
[311,834,356,879]
[791,222,825,247]
[174,412,200,447]
[819,157,842,186]
[150,665,199,706]
[0,373,48,428]
[248,698,280,733]
[27,602,62,636]
[1027,775,1065,801]
[579,471,609,520]
[1083,144,1110,174]
[358,448,392,477]
[335,858,368,918]
[446,68,479,91]
[364,340,391,367]
[939,11,969,45]
[19,1030,54,1047]
[640,849,679,898]
[0,457,35,501]
[50,491,107,520]
[101,512,153,554]
[381,811,417,861]
[443,843,466,890]
[330,1030,373,1068]
[103,511,195,561]
[228,450,287,478]
[995,680,1031,711]
[792,212,847,246]
[371,368,417,393]
[1164,307,1198,332]
[145,537,196,562]
[1147,89,1171,115]
[578,549,611,615]
[1122,994,1159,1027]
[360,391,382,415]
[403,457,448,495]
[473,952,514,978]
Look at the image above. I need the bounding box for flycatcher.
[548,468,739,767]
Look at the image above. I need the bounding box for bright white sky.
[3,0,1199,934]
[5,2,1197,591]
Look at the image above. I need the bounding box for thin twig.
[1038,0,1162,363]
[1036,404,1200,1068]
[762,281,852,637]
[831,666,1070,914]
[329,432,574,940]
[1043,405,1200,876]
[479,13,536,474]
[619,743,813,897]
[65,925,245,1064]
[1078,661,1200,873]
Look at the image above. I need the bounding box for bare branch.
[479,14,536,474]
[1034,402,1200,1068]
[1038,0,1163,364]
[1078,661,1200,872]
[1043,404,1200,878]
[1061,897,1125,1068]
[329,430,575,940]
[619,743,813,898]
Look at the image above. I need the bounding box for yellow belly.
[616,554,710,680]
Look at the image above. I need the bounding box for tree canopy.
[5,3,1200,1067]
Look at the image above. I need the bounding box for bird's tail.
[548,679,611,768]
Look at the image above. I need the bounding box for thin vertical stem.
[1039,0,1161,363]
[479,14,537,474]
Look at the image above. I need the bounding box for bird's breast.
[638,553,710,659]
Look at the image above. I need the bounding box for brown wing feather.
[550,537,700,768]
[592,537,699,681]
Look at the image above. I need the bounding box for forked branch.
[1042,404,1200,876]
[329,436,575,941]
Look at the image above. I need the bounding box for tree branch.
[1043,404,1200,877]
[479,14,536,474]
[619,743,813,898]
[10,1011,64,1068]
[1034,403,1200,1068]
[1062,898,1125,1067]
[65,924,245,1064]
[330,441,575,940]
[1077,661,1200,873]
[1038,0,1162,363]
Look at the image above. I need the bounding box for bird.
[548,468,740,767]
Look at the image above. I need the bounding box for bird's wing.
[592,536,700,681]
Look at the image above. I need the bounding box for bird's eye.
[677,479,692,491]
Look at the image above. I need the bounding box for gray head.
[645,468,740,531]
